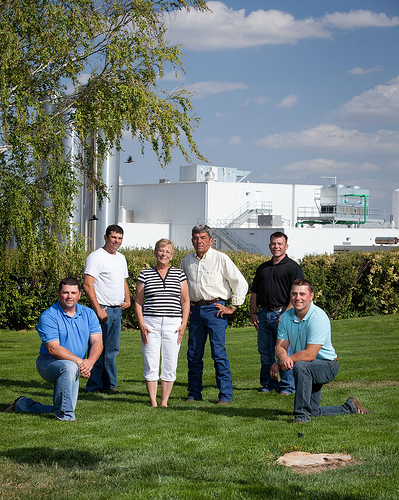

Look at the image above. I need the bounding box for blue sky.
[120,0,399,217]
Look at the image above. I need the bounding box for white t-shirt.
[84,248,128,306]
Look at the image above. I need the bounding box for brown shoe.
[3,396,25,413]
[348,397,370,414]
[217,400,231,405]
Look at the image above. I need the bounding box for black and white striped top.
[137,267,187,317]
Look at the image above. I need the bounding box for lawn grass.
[1,314,398,499]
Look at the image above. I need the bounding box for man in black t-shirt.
[250,232,303,395]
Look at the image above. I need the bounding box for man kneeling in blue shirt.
[270,279,370,423]
[4,278,103,421]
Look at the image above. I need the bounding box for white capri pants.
[141,315,182,382]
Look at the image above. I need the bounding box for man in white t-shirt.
[84,225,131,393]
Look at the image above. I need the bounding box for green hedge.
[301,251,399,320]
[0,248,398,330]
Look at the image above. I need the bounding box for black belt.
[260,305,285,312]
[191,298,221,307]
[100,304,120,308]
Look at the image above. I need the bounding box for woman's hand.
[176,323,187,344]
[139,324,151,345]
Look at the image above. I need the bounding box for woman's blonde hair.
[154,238,174,253]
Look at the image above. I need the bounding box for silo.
[95,144,120,247]
[84,131,120,250]
[63,126,84,235]
[393,189,399,229]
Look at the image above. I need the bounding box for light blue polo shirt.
[278,302,337,360]
[37,302,102,359]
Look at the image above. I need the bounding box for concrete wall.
[286,227,399,260]
[120,180,321,237]
[119,181,399,259]
[120,182,207,248]
[223,226,399,261]
[119,222,170,249]
[206,182,319,227]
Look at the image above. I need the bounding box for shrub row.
[0,248,398,330]
[301,251,399,320]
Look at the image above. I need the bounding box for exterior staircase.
[207,220,263,254]
[218,201,272,228]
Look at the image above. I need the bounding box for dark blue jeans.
[257,307,295,394]
[187,301,232,402]
[15,396,54,415]
[293,359,356,422]
[86,306,122,392]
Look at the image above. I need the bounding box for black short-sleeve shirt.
[251,255,303,308]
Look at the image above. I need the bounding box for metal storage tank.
[119,206,134,223]
[82,132,121,250]
[64,126,84,234]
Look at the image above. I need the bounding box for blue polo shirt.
[277,302,337,360]
[37,302,102,359]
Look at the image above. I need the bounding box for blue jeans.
[187,301,232,402]
[257,308,295,394]
[86,306,122,392]
[34,355,80,420]
[15,396,54,415]
[293,359,356,422]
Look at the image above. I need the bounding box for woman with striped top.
[134,239,190,407]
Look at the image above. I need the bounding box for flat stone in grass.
[277,451,354,474]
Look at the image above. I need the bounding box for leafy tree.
[0,0,207,267]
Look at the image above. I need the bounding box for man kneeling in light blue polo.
[4,278,103,421]
[270,279,370,423]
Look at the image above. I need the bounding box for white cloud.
[215,111,230,118]
[166,3,399,51]
[348,66,382,75]
[323,10,399,29]
[278,94,298,108]
[166,2,330,50]
[160,70,186,82]
[256,124,399,153]
[228,135,244,146]
[242,96,268,107]
[254,96,269,106]
[338,76,399,121]
[184,81,248,99]
[281,158,380,177]
[205,137,220,146]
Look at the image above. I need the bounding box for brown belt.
[191,298,221,307]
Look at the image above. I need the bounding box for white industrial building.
[73,157,399,260]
